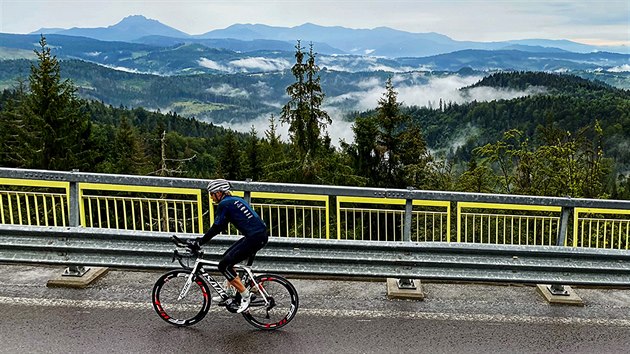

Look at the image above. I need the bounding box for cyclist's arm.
[198,202,229,245]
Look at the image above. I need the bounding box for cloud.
[335,74,544,112]
[209,73,550,148]
[213,107,354,149]
[322,106,356,146]
[608,64,630,72]
[251,81,273,97]
[206,84,249,98]
[356,77,382,89]
[319,55,417,73]
[229,57,291,72]
[95,63,163,76]
[214,113,290,143]
[197,58,230,72]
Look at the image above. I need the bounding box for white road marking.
[0,296,629,327]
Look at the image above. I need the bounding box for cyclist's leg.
[220,235,267,278]
[246,231,269,266]
[219,236,267,312]
[218,237,247,282]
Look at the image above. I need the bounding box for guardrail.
[1,167,630,287]
[1,224,630,286]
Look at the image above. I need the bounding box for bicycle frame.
[178,258,271,307]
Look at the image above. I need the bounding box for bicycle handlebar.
[170,235,202,267]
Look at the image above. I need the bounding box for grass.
[168,101,231,116]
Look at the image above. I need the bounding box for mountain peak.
[51,14,190,42]
[114,15,160,27]
[122,14,149,21]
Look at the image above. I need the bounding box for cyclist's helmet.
[206,179,231,193]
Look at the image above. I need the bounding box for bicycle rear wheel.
[152,269,211,326]
[242,274,299,330]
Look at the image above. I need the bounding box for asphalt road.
[1,265,630,354]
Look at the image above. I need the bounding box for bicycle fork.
[178,262,201,301]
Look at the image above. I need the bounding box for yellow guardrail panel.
[573,207,630,249]
[79,183,203,233]
[457,202,561,245]
[0,178,70,226]
[336,196,451,241]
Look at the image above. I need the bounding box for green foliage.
[281,41,330,157]
[0,36,92,170]
[473,120,611,198]
[112,116,149,174]
[0,82,37,167]
[348,78,431,188]
[218,130,242,180]
[244,126,263,181]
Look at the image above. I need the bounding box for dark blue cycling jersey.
[199,195,267,244]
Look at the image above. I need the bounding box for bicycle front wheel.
[152,269,211,326]
[242,274,299,330]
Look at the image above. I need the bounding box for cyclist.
[191,179,268,313]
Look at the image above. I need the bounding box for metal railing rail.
[1,224,630,286]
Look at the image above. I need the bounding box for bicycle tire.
[152,269,211,326]
[242,274,299,330]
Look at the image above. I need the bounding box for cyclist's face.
[210,191,222,204]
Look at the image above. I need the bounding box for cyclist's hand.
[186,238,201,250]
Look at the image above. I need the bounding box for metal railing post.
[243,178,252,204]
[397,187,416,289]
[63,170,89,277]
[547,206,573,296]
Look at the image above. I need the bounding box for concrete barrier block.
[47,267,109,288]
[386,278,424,300]
[536,284,584,306]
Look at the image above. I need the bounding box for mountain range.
[1,32,628,77]
[28,15,628,57]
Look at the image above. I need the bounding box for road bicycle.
[152,235,299,330]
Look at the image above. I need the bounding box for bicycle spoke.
[242,274,298,330]
[152,270,210,326]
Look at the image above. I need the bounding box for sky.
[1,0,629,47]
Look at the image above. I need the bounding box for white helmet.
[206,179,231,193]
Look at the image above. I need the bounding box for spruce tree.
[281,40,308,154]
[348,78,431,188]
[0,82,38,167]
[218,129,242,180]
[113,115,147,175]
[281,41,330,157]
[27,35,92,170]
[304,43,331,154]
[244,125,262,181]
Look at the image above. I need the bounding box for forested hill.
[83,100,229,139]
[469,71,627,97]
[402,72,630,167]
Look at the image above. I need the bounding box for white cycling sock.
[241,289,250,298]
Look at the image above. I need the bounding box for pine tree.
[376,78,405,186]
[281,40,308,154]
[27,35,92,171]
[281,41,330,157]
[304,43,331,154]
[218,130,242,180]
[113,115,147,175]
[244,125,262,181]
[0,81,39,167]
[350,115,380,185]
